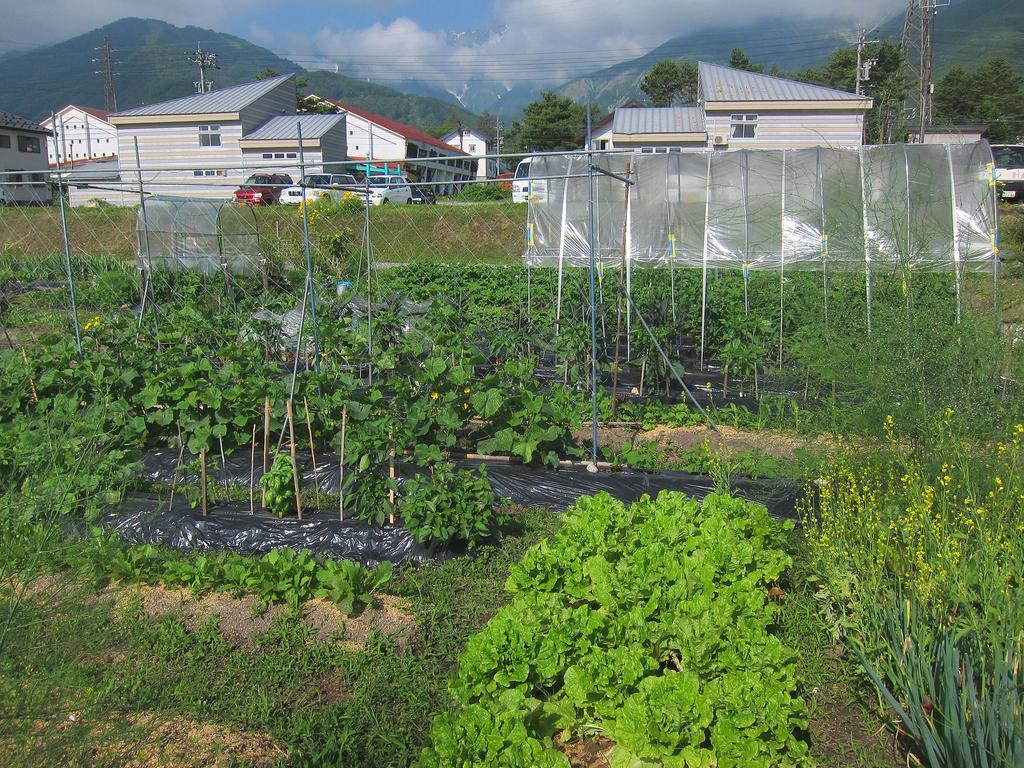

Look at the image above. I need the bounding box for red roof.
[320,98,468,157]
[79,105,110,121]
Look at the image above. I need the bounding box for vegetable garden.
[0,153,1022,767]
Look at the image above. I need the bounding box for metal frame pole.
[555,157,571,336]
[860,147,872,334]
[946,144,962,324]
[779,150,786,367]
[52,111,82,355]
[743,150,750,318]
[297,121,321,374]
[700,153,711,370]
[586,108,599,468]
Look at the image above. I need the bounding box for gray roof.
[0,110,50,134]
[698,62,866,102]
[113,74,294,117]
[613,106,705,135]
[243,113,345,141]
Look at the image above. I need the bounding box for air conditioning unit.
[713,135,728,146]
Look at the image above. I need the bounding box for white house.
[41,105,117,166]
[0,111,51,204]
[441,125,495,179]
[312,96,475,193]
[698,62,872,150]
[586,63,872,153]
[65,75,349,205]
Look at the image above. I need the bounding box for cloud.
[303,0,904,92]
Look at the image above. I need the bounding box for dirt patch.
[806,666,906,767]
[105,712,285,767]
[554,733,613,767]
[584,423,816,462]
[111,584,415,649]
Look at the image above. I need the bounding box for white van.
[992,145,1024,201]
[512,156,545,203]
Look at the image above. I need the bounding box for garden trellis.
[524,141,1000,363]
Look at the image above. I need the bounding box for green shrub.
[455,183,510,202]
[401,463,496,550]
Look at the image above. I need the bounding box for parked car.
[365,175,413,205]
[410,185,436,205]
[992,145,1024,202]
[280,173,360,205]
[233,173,293,205]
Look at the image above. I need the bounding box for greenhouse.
[136,196,262,276]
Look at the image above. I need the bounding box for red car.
[233,173,293,205]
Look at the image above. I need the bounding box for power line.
[902,0,950,139]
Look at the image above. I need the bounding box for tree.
[934,57,1024,143]
[793,41,906,143]
[639,60,698,106]
[728,48,764,73]
[506,92,587,152]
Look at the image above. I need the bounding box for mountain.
[0,18,475,131]
[553,18,856,112]
[874,0,1024,73]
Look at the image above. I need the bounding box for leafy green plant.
[315,559,393,615]
[401,464,496,550]
[260,453,297,518]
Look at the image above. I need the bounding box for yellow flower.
[430,392,439,400]
[463,403,469,410]
[464,387,471,394]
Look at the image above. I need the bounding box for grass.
[0,505,902,768]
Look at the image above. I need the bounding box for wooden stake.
[200,448,208,517]
[21,348,37,403]
[261,396,270,509]
[286,398,302,519]
[218,435,228,494]
[249,423,257,514]
[388,431,396,526]
[303,397,321,512]
[167,439,185,513]
[339,406,347,522]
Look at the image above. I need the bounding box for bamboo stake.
[200,448,208,517]
[218,435,228,494]
[303,397,321,512]
[249,423,257,514]
[339,406,347,522]
[388,431,396,526]
[21,348,37,403]
[261,396,270,509]
[287,398,302,519]
[167,438,185,513]
[611,294,623,419]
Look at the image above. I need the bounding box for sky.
[5,0,905,90]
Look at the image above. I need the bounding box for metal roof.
[243,113,345,141]
[613,106,705,135]
[698,62,866,102]
[113,74,294,117]
[0,111,50,134]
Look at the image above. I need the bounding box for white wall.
[703,109,866,150]
[344,114,405,160]
[0,128,51,203]
[43,108,118,165]
[443,127,494,179]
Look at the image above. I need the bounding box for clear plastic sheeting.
[524,142,998,274]
[137,196,261,275]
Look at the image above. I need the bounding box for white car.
[280,173,360,205]
[511,156,545,203]
[992,145,1024,201]
[365,175,413,205]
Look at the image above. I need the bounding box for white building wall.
[43,108,118,165]
[0,128,51,203]
[442,127,494,179]
[703,109,865,150]
[344,114,405,160]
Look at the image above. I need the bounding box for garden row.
[416,490,811,767]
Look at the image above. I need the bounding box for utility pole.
[902,0,949,141]
[186,43,219,93]
[855,29,879,97]
[93,37,119,112]
[493,117,503,176]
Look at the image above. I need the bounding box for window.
[730,114,757,139]
[193,170,226,177]
[286,152,296,159]
[273,152,285,159]
[0,135,11,148]
[596,139,608,150]
[18,135,41,153]
[198,124,221,147]
[262,153,273,159]
[468,143,477,152]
